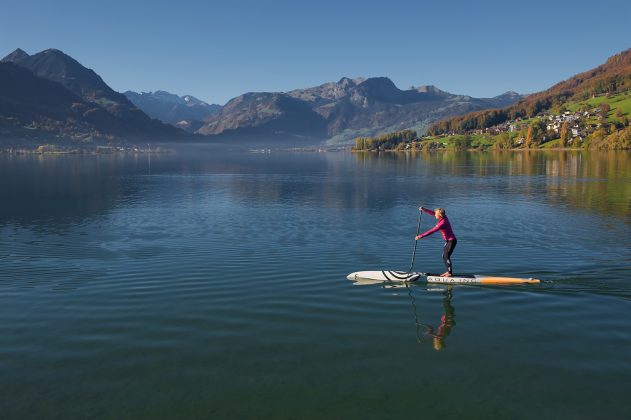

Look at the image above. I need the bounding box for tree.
[559,121,570,147]
[353,130,417,151]
[496,132,511,149]
[453,135,472,151]
[525,126,534,148]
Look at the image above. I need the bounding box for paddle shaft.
[408,211,422,273]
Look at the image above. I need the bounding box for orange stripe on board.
[478,277,541,284]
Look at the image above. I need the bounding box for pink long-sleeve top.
[419,208,457,241]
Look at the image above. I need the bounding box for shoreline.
[351,147,628,152]
[0,148,173,155]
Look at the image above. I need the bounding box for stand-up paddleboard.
[347,271,540,285]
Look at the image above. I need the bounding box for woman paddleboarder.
[415,206,457,277]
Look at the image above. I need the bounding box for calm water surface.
[1,149,630,419]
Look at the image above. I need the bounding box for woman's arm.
[420,206,435,216]
[416,219,445,239]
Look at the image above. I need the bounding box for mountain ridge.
[124,90,221,132]
[1,48,184,143]
[198,76,523,144]
[0,47,526,147]
[0,61,136,142]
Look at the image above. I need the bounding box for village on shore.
[354,91,631,151]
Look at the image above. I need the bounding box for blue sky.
[2,0,630,104]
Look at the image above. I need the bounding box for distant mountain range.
[4,46,630,148]
[1,48,182,144]
[124,90,221,132]
[1,47,526,147]
[198,77,523,145]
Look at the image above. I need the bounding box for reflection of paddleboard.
[347,271,540,285]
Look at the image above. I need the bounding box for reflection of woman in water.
[424,287,456,351]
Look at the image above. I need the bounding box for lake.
[1,148,630,419]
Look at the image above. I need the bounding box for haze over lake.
[1,149,630,418]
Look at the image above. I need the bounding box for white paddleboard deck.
[347,271,540,285]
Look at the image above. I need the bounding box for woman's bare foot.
[440,272,452,277]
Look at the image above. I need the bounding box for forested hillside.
[429,49,631,135]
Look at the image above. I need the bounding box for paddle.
[406,207,425,344]
[408,208,423,273]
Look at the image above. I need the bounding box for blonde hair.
[435,208,446,219]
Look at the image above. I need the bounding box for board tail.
[347,271,422,282]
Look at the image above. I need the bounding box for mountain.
[428,48,631,134]
[197,77,523,145]
[124,90,221,132]
[0,47,525,147]
[0,61,123,142]
[1,48,183,142]
[2,48,30,63]
[197,92,328,144]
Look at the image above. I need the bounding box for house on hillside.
[485,123,510,135]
